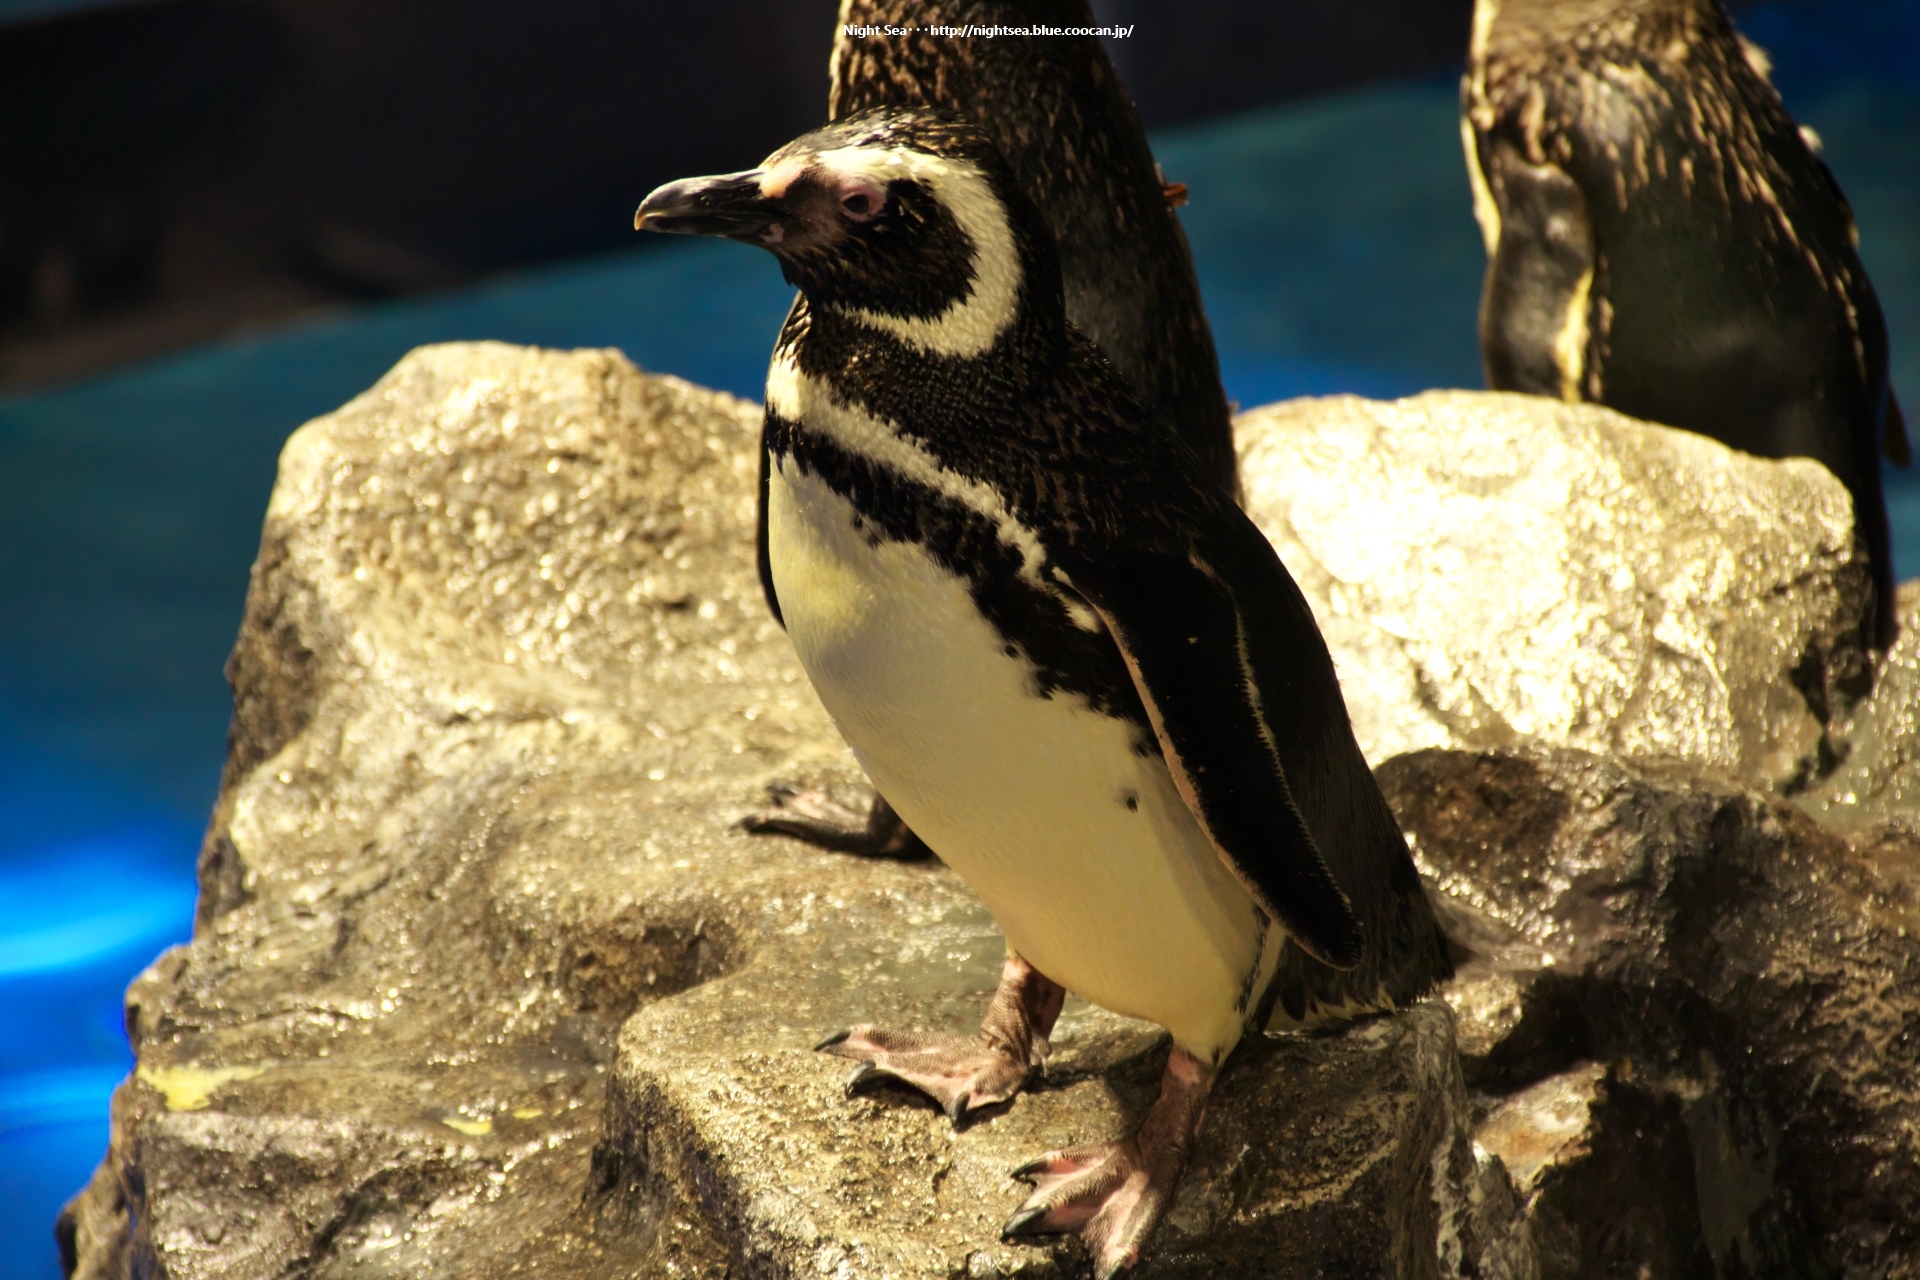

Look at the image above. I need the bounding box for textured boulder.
[61,347,1913,1279]
[1467,1060,1722,1279]
[66,341,792,1280]
[1240,391,1875,788]
[63,344,1492,1280]
[1383,746,1920,1278]
[600,989,1480,1278]
[1805,582,1920,823]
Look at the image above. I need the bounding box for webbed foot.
[820,1024,1038,1123]
[742,785,932,860]
[817,954,1064,1125]
[1001,1047,1215,1277]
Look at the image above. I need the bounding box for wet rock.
[599,988,1476,1279]
[68,340,788,1280]
[1470,1061,1730,1280]
[63,344,1500,1279]
[63,347,1910,1279]
[1240,391,1876,789]
[1383,746,1920,1278]
[1805,582,1920,823]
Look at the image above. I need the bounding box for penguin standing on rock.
[747,0,1239,860]
[636,109,1452,1275]
[1464,0,1909,647]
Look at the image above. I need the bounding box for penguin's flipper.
[751,428,934,862]
[1479,141,1597,401]
[1067,550,1364,971]
[756,415,785,628]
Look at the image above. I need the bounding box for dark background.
[0,0,1478,389]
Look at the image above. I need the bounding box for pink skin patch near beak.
[759,159,809,201]
[763,157,889,223]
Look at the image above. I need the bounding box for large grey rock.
[62,347,1912,1280]
[67,340,792,1280]
[63,343,1495,1280]
[1381,746,1920,1278]
[1240,391,1875,789]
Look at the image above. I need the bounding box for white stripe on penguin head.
[811,144,1023,359]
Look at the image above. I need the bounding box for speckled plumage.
[830,0,1237,497]
[636,110,1452,1270]
[1464,0,1908,646]
[684,108,1449,1034]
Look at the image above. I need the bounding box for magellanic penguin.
[746,0,1239,860]
[1464,0,1910,647]
[635,109,1453,1275]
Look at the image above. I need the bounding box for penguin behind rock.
[832,0,1236,494]
[636,108,1452,1276]
[1464,0,1910,647]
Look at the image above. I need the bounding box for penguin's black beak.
[634,170,780,242]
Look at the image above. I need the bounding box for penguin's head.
[636,109,1059,355]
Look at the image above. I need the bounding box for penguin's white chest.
[766,455,1277,1061]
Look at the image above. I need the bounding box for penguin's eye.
[834,180,886,222]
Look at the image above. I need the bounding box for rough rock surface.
[1239,391,1875,789]
[61,346,1915,1279]
[1384,746,1920,1278]
[61,344,1490,1279]
[1805,583,1920,824]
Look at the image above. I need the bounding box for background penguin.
[636,108,1452,1276]
[749,0,1239,859]
[1464,0,1909,648]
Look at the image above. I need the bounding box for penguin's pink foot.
[742,785,932,860]
[1001,1048,1216,1278]
[819,1025,1038,1123]
[817,954,1065,1125]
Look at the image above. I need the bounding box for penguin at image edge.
[1464,0,1909,648]
[635,107,1452,1276]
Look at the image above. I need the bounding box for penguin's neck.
[805,282,1065,385]
[766,174,1075,507]
[769,283,1069,484]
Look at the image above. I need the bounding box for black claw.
[1009,1155,1051,1181]
[844,1061,881,1095]
[1000,1206,1052,1241]
[946,1094,970,1126]
[814,1029,852,1052]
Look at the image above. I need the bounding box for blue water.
[4,30,1917,1277]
